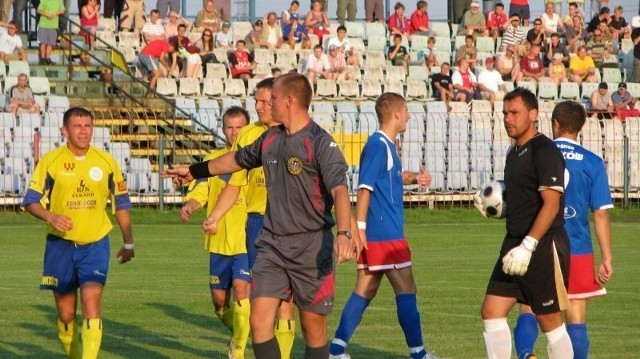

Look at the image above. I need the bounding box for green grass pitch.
[0,208,639,358]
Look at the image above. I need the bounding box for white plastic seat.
[117,31,140,49]
[174,97,197,119]
[338,79,360,98]
[178,78,201,97]
[361,79,382,98]
[560,82,579,100]
[29,77,50,96]
[202,78,224,98]
[95,31,117,49]
[8,60,29,77]
[156,78,178,97]
[315,79,338,98]
[384,79,404,96]
[224,78,246,97]
[538,82,558,100]
[406,80,428,100]
[206,63,228,79]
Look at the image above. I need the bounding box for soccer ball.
[473,180,507,219]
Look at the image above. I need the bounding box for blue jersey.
[358,131,404,242]
[555,138,613,255]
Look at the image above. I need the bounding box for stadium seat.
[253,48,274,65]
[581,82,598,100]
[174,97,197,119]
[537,116,553,138]
[178,78,201,97]
[315,79,338,99]
[338,79,360,98]
[560,82,579,100]
[275,48,297,67]
[202,77,224,98]
[384,79,404,96]
[343,65,361,81]
[98,17,116,33]
[386,65,406,82]
[538,82,558,100]
[116,45,136,63]
[349,37,366,54]
[406,80,428,100]
[363,65,384,82]
[91,127,111,148]
[365,22,386,39]
[469,171,492,189]
[434,51,451,66]
[206,63,228,79]
[224,78,246,97]
[1,174,19,194]
[367,35,387,52]
[156,78,178,97]
[361,79,382,98]
[345,21,365,38]
[8,61,29,77]
[0,60,6,78]
[410,35,429,52]
[336,101,358,134]
[4,76,17,93]
[475,37,495,53]
[407,66,429,82]
[434,36,452,52]
[213,48,230,63]
[602,68,622,83]
[44,111,63,128]
[627,82,640,99]
[149,172,178,193]
[365,50,386,68]
[580,118,602,157]
[358,101,378,134]
[95,31,117,49]
[312,102,335,133]
[1,112,15,129]
[517,80,537,95]
[430,22,450,37]
[117,31,140,49]
[47,96,70,113]
[18,113,41,128]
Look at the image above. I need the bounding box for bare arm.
[593,209,613,284]
[114,209,135,263]
[24,203,73,232]
[355,187,371,252]
[526,189,561,240]
[332,184,354,263]
[202,184,241,234]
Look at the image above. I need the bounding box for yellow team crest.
[287,156,303,175]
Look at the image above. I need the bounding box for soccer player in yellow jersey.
[180,106,251,359]
[22,107,134,359]
[202,77,297,359]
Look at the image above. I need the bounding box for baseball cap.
[485,56,494,64]
[618,82,627,89]
[290,13,299,20]
[254,19,263,26]
[553,53,563,61]
[222,21,230,29]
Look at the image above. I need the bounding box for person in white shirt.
[478,57,507,102]
[0,21,26,62]
[541,2,564,36]
[306,44,331,83]
[326,25,360,67]
[262,12,283,49]
[451,58,479,103]
[141,9,167,44]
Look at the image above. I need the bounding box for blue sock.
[396,293,426,359]
[514,313,538,359]
[567,323,589,359]
[329,292,370,355]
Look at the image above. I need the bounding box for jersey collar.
[554,137,580,146]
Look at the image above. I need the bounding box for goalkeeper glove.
[473,185,488,218]
[502,236,538,276]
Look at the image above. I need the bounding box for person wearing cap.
[487,3,508,39]
[500,14,527,54]
[478,56,507,102]
[548,52,568,85]
[283,12,311,50]
[459,1,488,36]
[569,46,597,84]
[589,82,615,119]
[632,16,640,83]
[244,20,267,51]
[262,12,284,49]
[388,2,411,37]
[195,0,221,33]
[327,25,359,67]
[508,0,531,26]
[612,82,638,110]
[497,44,523,82]
[336,0,356,25]
[216,22,234,48]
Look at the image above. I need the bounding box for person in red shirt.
[228,40,254,82]
[519,44,547,84]
[388,2,411,36]
[135,39,171,94]
[487,2,508,39]
[410,1,434,36]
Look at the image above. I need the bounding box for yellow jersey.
[24,145,130,244]
[186,147,248,255]
[228,122,268,214]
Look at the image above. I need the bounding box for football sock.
[253,337,280,359]
[57,319,81,359]
[304,344,328,359]
[546,323,574,359]
[396,293,427,359]
[514,312,539,358]
[483,318,512,359]
[329,292,371,355]
[230,298,251,358]
[567,323,589,359]
[274,319,295,359]
[215,305,234,332]
[81,318,102,359]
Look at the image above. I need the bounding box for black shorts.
[250,229,335,315]
[486,229,570,315]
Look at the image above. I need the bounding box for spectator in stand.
[598,21,615,45]
[9,73,41,117]
[569,46,597,84]
[431,62,454,101]
[459,1,488,36]
[497,45,523,82]
[500,14,527,54]
[544,0,561,17]
[0,21,26,62]
[164,10,192,38]
[119,0,146,35]
[456,35,478,69]
[326,45,352,81]
[612,82,638,110]
[201,0,229,21]
[280,0,300,26]
[632,20,640,83]
[168,23,198,74]
[526,18,546,47]
[283,13,311,50]
[365,0,384,22]
[156,0,179,18]
[215,21,234,48]
[37,0,65,65]
[453,0,471,24]
[422,36,438,71]
[336,0,356,25]
[544,32,569,66]
[520,44,547,84]
[306,44,331,83]
[245,20,267,51]
[487,3,508,39]
[410,1,434,36]
[388,33,409,74]
[1,0,11,23]
[195,29,216,66]
[228,40,254,82]
[305,0,330,43]
[388,2,411,37]
[610,6,630,41]
[587,7,610,33]
[562,2,581,27]
[168,39,201,78]
[80,0,102,48]
[195,0,221,33]
[135,39,171,94]
[452,58,478,103]
[586,28,612,67]
[589,82,615,119]
[478,57,507,102]
[327,25,359,67]
[541,2,564,36]
[508,0,531,26]
[142,9,167,44]
[566,14,588,53]
[103,0,123,20]
[262,12,284,50]
[548,53,567,85]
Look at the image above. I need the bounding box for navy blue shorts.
[209,253,251,290]
[245,213,264,268]
[509,4,531,21]
[40,235,110,294]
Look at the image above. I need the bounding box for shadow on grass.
[0,339,59,358]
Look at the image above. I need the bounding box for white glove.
[473,185,487,217]
[502,236,538,276]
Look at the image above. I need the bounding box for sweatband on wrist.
[189,161,210,179]
[522,235,538,251]
[123,243,135,250]
[357,221,367,230]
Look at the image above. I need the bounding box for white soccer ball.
[473,180,507,219]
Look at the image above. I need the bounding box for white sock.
[546,323,574,359]
[483,318,512,359]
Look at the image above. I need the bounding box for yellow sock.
[274,319,295,359]
[229,298,251,359]
[215,305,234,332]
[57,319,82,359]
[81,318,102,359]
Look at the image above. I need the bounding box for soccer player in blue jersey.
[328,92,437,359]
[22,107,135,359]
[513,100,613,359]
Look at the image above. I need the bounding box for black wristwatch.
[336,230,352,240]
